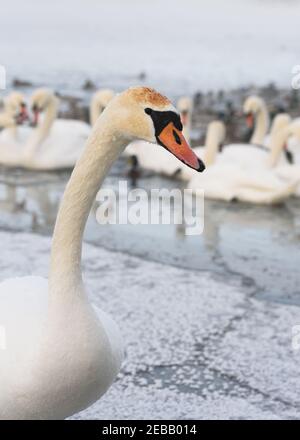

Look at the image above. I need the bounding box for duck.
[0,86,204,420]
[89,89,114,127]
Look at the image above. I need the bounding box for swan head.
[30,88,59,125]
[177,96,193,126]
[106,86,205,172]
[243,95,265,128]
[4,92,28,123]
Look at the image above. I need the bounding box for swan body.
[0,86,203,419]
[188,121,300,204]
[0,89,90,169]
[188,162,298,204]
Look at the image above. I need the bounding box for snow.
[0,0,299,95]
[0,229,299,419]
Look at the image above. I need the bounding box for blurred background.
[0,0,300,419]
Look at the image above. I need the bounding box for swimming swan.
[188,122,299,204]
[0,86,204,419]
[0,92,29,145]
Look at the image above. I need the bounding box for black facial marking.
[144,108,183,137]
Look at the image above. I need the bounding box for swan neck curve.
[269,128,289,167]
[203,126,220,166]
[25,96,58,156]
[90,96,102,127]
[251,102,269,145]
[49,118,125,301]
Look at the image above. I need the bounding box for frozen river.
[0,164,299,419]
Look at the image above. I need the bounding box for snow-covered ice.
[0,230,299,419]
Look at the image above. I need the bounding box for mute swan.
[243,96,296,153]
[244,95,270,146]
[90,89,114,126]
[177,96,193,143]
[20,88,91,169]
[0,89,90,169]
[0,92,29,145]
[188,122,299,204]
[124,120,223,179]
[0,86,204,420]
[272,120,300,196]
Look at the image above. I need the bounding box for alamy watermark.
[0,65,6,90]
[95,181,204,236]
[291,65,300,90]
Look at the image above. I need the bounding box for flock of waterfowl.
[0,85,299,420]
[1,88,300,204]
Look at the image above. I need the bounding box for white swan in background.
[272,120,300,196]
[244,95,270,145]
[188,122,299,204]
[0,89,90,169]
[0,92,29,145]
[243,95,293,148]
[21,88,91,169]
[90,89,114,126]
[125,120,223,179]
[221,118,300,171]
[177,96,193,143]
[180,121,226,180]
[0,86,204,419]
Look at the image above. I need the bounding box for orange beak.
[157,122,205,172]
[246,113,254,128]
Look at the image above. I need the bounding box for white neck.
[183,115,191,144]
[268,127,289,167]
[251,103,269,145]
[203,126,222,166]
[90,96,102,127]
[49,117,125,305]
[25,96,58,157]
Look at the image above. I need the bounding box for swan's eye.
[144,108,153,115]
